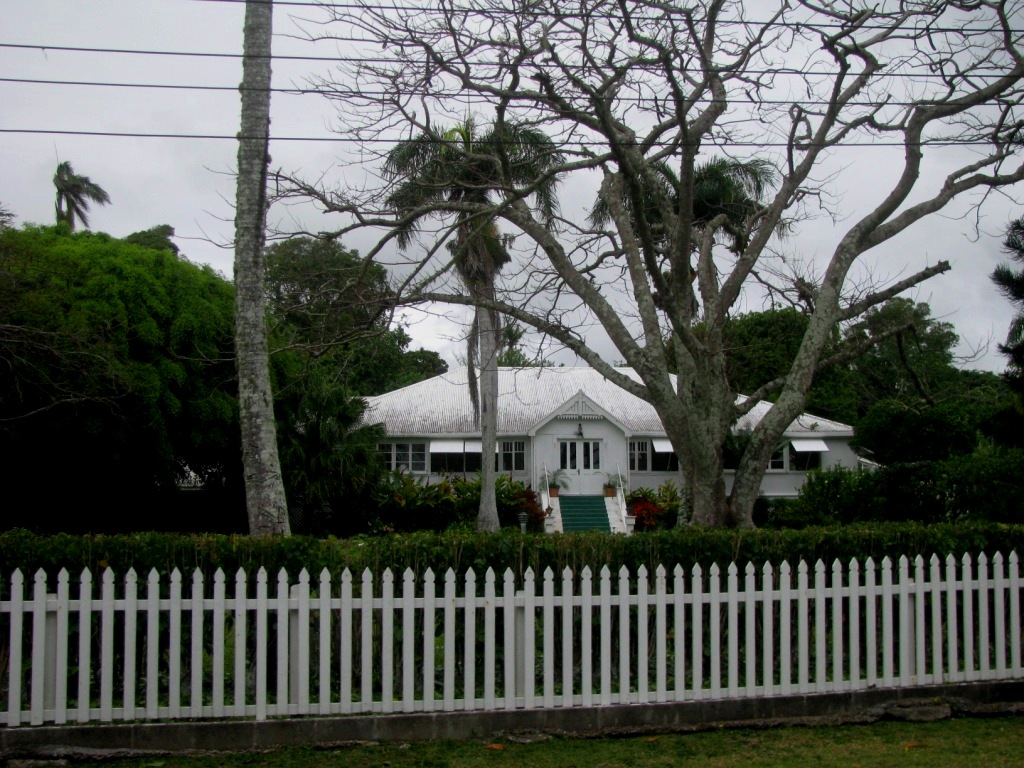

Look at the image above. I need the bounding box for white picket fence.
[1,552,1021,727]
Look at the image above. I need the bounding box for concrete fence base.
[2,681,1022,760]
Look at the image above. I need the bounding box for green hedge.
[1,523,1021,590]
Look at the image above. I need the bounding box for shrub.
[781,449,1024,528]
[627,481,684,530]
[370,473,545,533]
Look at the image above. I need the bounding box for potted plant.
[541,468,569,497]
[603,472,626,497]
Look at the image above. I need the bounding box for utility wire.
[0,128,1005,149]
[182,0,1013,34]
[2,77,998,109]
[0,43,1011,81]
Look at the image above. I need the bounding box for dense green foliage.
[371,474,545,534]
[724,307,852,422]
[0,225,243,531]
[0,228,447,536]
[725,301,1006,425]
[2,523,1020,586]
[993,217,1024,393]
[758,451,1024,528]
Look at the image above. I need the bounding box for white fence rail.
[2,552,1021,727]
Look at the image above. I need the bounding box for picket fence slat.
[2,551,1022,727]
[501,569,514,711]
[543,569,554,709]
[1011,553,1022,675]
[340,569,353,715]
[580,567,593,707]
[524,569,537,710]
[561,567,573,708]
[671,566,684,703]
[56,569,71,725]
[618,565,631,705]
[727,564,738,698]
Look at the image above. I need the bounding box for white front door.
[559,439,604,494]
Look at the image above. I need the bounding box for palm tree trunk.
[476,299,501,532]
[234,0,290,535]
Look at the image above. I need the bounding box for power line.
[0,127,1005,149]
[0,77,308,94]
[183,0,1013,34]
[0,42,344,61]
[0,43,1011,81]
[2,77,990,109]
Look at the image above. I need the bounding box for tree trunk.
[234,0,290,536]
[728,452,768,529]
[678,420,735,527]
[476,301,501,532]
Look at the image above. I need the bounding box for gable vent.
[557,395,604,421]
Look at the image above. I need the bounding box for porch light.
[576,422,584,437]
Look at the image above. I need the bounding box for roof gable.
[527,389,629,436]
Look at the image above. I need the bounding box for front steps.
[557,495,612,532]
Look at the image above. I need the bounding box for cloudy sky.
[2,0,1021,372]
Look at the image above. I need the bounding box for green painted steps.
[558,495,611,532]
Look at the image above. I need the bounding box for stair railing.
[614,462,635,535]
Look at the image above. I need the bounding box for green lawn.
[67,717,1023,768]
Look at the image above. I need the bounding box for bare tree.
[235,0,289,535]
[288,0,1024,527]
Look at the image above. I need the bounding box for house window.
[790,450,819,471]
[431,451,482,473]
[651,448,680,472]
[629,440,649,471]
[789,439,827,471]
[379,442,427,473]
[430,439,482,474]
[500,440,525,472]
[768,446,786,471]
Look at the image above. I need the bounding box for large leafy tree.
[843,300,960,409]
[382,118,563,532]
[265,236,392,357]
[264,236,447,396]
[53,161,110,232]
[0,226,240,532]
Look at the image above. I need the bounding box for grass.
[65,716,1024,768]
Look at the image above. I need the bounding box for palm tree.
[383,117,563,531]
[233,0,290,535]
[590,157,778,255]
[53,161,111,231]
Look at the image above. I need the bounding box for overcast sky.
[2,0,1021,373]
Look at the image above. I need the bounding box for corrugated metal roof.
[363,367,853,438]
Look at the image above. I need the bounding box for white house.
[365,367,858,530]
